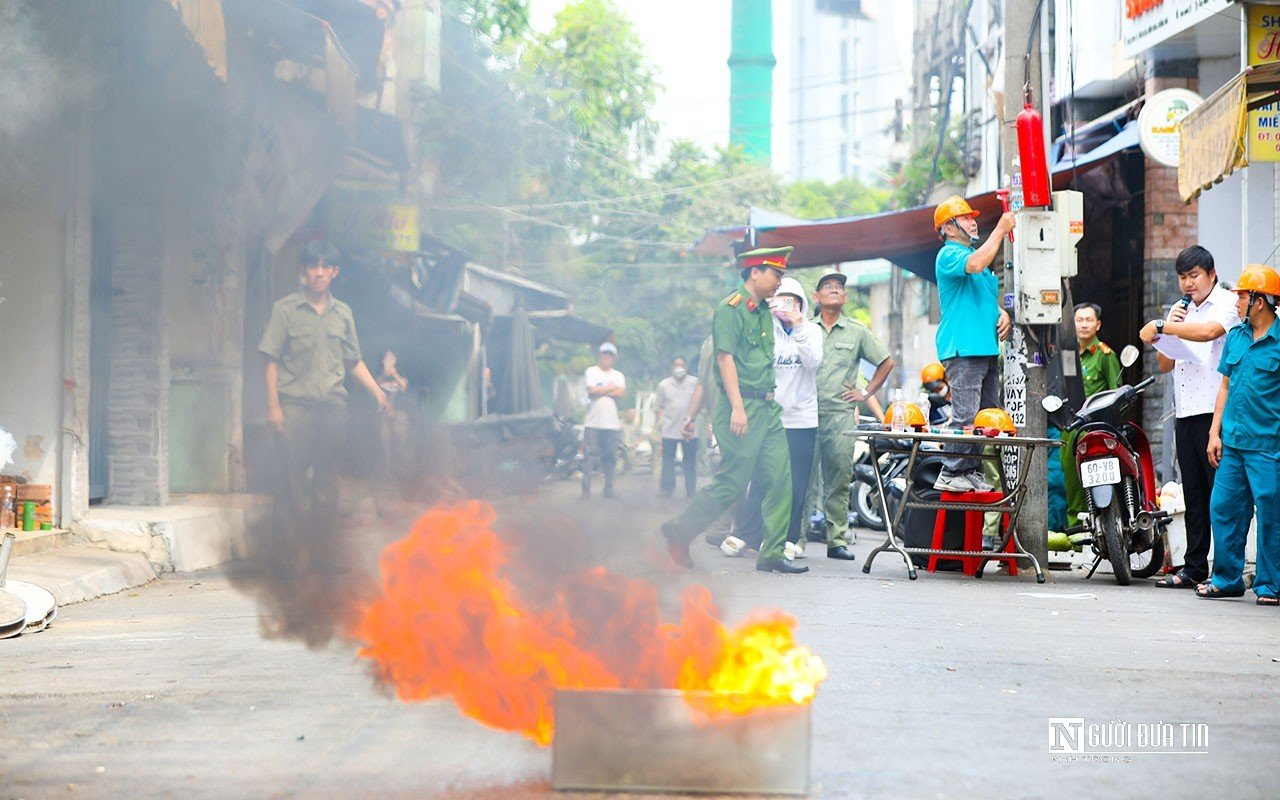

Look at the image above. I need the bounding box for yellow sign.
[1178,75,1248,202]
[1248,5,1280,162]
[327,183,420,253]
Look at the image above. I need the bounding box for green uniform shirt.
[711,285,776,394]
[815,313,890,416]
[258,291,362,406]
[1079,340,1122,398]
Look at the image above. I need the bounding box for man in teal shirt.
[931,195,1015,492]
[1198,265,1280,604]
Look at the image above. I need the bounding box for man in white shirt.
[654,356,699,498]
[582,342,626,499]
[1139,246,1241,588]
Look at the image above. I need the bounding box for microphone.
[1178,294,1192,309]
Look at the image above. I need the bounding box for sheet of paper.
[1154,335,1207,364]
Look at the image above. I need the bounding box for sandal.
[1257,595,1279,607]
[1195,583,1245,600]
[1154,571,1198,589]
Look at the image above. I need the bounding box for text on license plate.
[1082,457,1121,488]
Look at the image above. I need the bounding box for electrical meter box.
[1012,209,1063,324]
[1054,190,1084,277]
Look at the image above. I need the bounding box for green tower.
[728,0,775,163]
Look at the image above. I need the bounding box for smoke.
[0,0,93,154]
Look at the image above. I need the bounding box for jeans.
[660,438,699,497]
[941,355,1001,475]
[582,427,621,494]
[734,427,818,549]
[1175,414,1215,581]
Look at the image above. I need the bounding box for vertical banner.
[1002,326,1028,483]
[1248,5,1280,162]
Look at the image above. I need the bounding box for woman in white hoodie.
[727,276,824,557]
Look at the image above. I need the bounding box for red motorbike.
[1043,346,1168,585]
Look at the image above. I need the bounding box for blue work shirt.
[934,241,1000,360]
[1218,317,1280,452]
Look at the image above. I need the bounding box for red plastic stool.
[928,491,1018,576]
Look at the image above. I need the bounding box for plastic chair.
[928,491,1018,576]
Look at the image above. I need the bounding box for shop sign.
[1248,5,1280,162]
[1178,76,1248,202]
[1121,0,1233,59]
[1138,88,1203,167]
[327,183,420,252]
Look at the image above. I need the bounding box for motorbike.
[546,416,584,480]
[1042,345,1167,586]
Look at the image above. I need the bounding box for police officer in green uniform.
[812,271,894,558]
[1059,302,1123,531]
[662,247,808,574]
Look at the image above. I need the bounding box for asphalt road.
[3,472,1279,799]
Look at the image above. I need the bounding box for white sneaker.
[720,535,747,557]
[934,472,977,492]
[968,472,995,492]
[785,541,807,560]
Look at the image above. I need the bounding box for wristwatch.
[1155,319,1165,335]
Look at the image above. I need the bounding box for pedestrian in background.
[1140,246,1239,589]
[931,196,1015,493]
[812,270,893,560]
[655,355,699,498]
[582,342,626,500]
[662,246,807,574]
[1197,265,1280,605]
[726,276,823,559]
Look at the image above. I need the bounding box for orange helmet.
[933,195,979,232]
[884,403,927,430]
[921,362,946,384]
[973,407,1017,434]
[1231,264,1280,297]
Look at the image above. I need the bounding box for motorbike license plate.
[1082,457,1121,488]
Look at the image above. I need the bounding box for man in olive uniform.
[812,271,894,559]
[1059,302,1123,530]
[662,247,807,574]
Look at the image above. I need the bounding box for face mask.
[673,367,687,379]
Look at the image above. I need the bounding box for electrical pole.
[1001,0,1049,567]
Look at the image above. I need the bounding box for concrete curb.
[4,546,157,606]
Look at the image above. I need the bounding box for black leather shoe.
[827,545,857,561]
[756,558,809,574]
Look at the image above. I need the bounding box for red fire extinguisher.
[1016,91,1051,208]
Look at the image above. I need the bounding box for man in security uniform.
[812,270,893,559]
[1197,265,1280,605]
[663,247,808,574]
[1057,302,1123,533]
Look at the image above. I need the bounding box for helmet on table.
[883,403,927,430]
[973,407,1017,435]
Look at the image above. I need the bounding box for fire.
[351,501,827,745]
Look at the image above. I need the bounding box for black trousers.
[1175,414,1215,581]
[660,438,699,497]
[279,402,346,524]
[734,427,818,548]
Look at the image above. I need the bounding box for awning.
[526,310,613,344]
[1178,61,1280,202]
[751,132,1139,282]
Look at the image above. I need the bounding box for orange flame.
[351,501,827,745]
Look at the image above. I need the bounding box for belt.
[739,389,775,401]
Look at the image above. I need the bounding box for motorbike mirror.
[1120,344,1140,368]
[1041,395,1064,413]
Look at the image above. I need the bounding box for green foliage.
[889,117,965,209]
[422,1,892,385]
